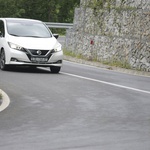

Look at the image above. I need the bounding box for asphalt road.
[0,60,150,150]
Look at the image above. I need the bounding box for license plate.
[31,57,48,62]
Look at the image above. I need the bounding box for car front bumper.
[7,48,63,67]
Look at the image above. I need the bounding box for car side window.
[0,20,5,37]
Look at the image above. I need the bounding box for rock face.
[65,0,150,71]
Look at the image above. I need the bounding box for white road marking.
[0,89,10,112]
[61,72,150,95]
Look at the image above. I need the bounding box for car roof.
[0,18,42,23]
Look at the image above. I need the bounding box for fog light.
[11,58,18,62]
[56,60,62,64]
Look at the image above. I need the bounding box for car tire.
[0,50,8,70]
[50,66,61,73]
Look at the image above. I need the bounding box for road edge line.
[61,72,150,95]
[0,89,10,112]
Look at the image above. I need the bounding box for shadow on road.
[3,66,53,74]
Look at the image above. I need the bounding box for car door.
[0,20,5,48]
[0,20,8,70]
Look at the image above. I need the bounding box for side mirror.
[53,34,59,39]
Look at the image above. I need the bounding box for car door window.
[0,21,5,37]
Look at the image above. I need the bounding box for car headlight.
[8,42,22,50]
[54,43,62,52]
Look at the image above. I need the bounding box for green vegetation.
[0,0,80,22]
[64,49,83,59]
[0,0,80,34]
[64,49,131,69]
[102,59,131,69]
[63,49,77,57]
[86,0,136,13]
[86,0,117,10]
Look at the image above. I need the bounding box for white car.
[0,18,63,73]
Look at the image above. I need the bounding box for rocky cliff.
[65,0,150,71]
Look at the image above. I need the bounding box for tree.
[0,0,25,18]
[57,0,80,23]
[0,0,80,22]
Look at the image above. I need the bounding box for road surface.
[0,60,150,150]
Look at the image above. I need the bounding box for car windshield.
[6,19,52,38]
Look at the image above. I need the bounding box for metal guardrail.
[45,22,73,29]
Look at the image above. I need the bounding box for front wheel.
[50,66,61,73]
[0,50,7,70]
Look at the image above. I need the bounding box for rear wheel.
[0,50,7,70]
[50,66,61,73]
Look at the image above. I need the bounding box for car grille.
[21,48,53,62]
[27,49,50,56]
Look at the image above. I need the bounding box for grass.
[102,59,131,69]
[63,49,83,59]
[63,49,77,57]
[64,49,132,69]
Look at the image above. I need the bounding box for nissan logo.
[37,50,42,55]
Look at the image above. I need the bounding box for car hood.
[7,36,60,50]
